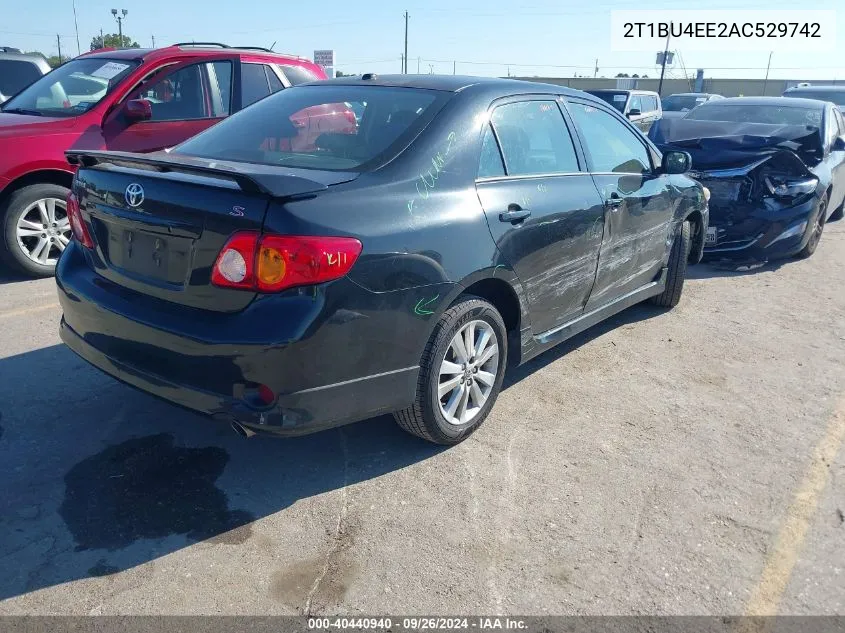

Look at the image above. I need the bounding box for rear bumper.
[57,242,431,436]
[703,195,817,262]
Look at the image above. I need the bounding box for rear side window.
[0,60,43,96]
[282,65,318,85]
[644,95,659,112]
[241,63,271,107]
[490,101,579,176]
[267,68,284,92]
[209,61,232,116]
[568,102,651,174]
[175,85,449,171]
[478,125,505,178]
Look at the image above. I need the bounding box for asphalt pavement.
[0,221,843,615]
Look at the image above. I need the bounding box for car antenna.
[269,41,276,51]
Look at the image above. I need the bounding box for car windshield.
[684,103,823,127]
[661,95,708,112]
[587,91,627,113]
[784,90,845,106]
[1,57,138,117]
[175,85,450,171]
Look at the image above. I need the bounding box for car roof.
[785,85,845,92]
[78,44,311,64]
[311,74,588,97]
[699,96,827,109]
[0,51,49,64]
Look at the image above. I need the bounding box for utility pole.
[762,51,773,95]
[99,28,104,49]
[657,31,671,97]
[152,35,156,47]
[417,56,420,74]
[56,34,62,64]
[72,0,81,55]
[453,60,456,75]
[594,58,598,78]
[112,8,128,46]
[403,11,409,74]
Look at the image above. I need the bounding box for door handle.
[499,205,531,224]
[604,193,623,211]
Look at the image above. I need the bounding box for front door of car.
[102,57,237,153]
[475,98,605,334]
[564,98,676,310]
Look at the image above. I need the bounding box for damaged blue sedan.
[57,75,708,444]
[650,96,845,263]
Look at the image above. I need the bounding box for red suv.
[0,43,328,277]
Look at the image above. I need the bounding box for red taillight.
[211,231,362,293]
[66,192,93,248]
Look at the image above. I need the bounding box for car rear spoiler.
[66,150,329,198]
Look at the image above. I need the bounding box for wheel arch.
[685,208,705,264]
[0,169,74,207]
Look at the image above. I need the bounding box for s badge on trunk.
[125,183,145,208]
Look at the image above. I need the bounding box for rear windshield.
[586,91,628,113]
[685,103,823,127]
[175,85,450,171]
[784,90,845,106]
[662,95,708,112]
[0,59,44,97]
[1,57,138,116]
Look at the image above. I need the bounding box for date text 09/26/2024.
[307,617,528,630]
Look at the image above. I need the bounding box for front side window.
[131,61,231,121]
[490,101,579,176]
[1,57,138,116]
[567,102,652,174]
[175,85,449,171]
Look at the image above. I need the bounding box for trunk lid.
[67,150,355,312]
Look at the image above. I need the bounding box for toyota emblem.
[125,183,145,208]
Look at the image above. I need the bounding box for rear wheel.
[394,296,507,445]
[795,195,827,259]
[650,220,690,309]
[0,183,71,277]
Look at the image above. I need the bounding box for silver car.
[0,50,51,104]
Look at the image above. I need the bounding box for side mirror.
[662,150,692,175]
[124,99,152,123]
[833,136,845,152]
[627,108,642,117]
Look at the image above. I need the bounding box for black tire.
[650,220,690,309]
[795,195,827,260]
[394,296,508,445]
[0,183,71,278]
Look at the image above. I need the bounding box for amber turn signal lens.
[258,246,286,285]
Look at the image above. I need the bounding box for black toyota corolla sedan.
[58,75,708,445]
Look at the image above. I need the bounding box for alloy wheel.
[15,197,71,266]
[438,319,500,426]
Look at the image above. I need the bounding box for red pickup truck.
[0,43,331,277]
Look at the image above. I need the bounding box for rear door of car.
[475,97,605,334]
[102,56,238,153]
[564,96,675,310]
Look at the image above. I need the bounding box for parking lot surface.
[0,222,844,616]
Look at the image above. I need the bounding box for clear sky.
[3,0,844,81]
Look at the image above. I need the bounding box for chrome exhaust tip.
[230,420,256,439]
